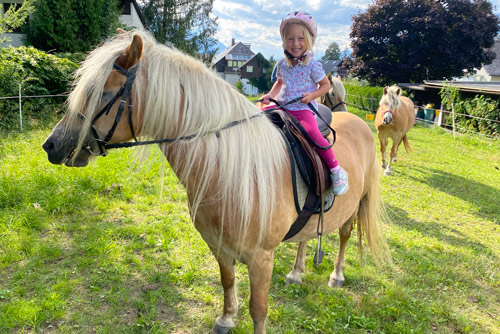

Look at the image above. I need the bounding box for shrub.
[440,85,500,137]
[344,81,383,113]
[0,46,78,130]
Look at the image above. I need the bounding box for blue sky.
[212,0,500,60]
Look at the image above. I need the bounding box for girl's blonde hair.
[282,23,313,66]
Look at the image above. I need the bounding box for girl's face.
[285,24,307,59]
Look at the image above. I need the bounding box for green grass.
[1,109,499,333]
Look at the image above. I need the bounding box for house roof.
[482,38,500,76]
[212,41,255,65]
[399,80,500,95]
[119,0,148,29]
[319,59,342,73]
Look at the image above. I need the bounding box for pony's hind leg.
[210,256,238,334]
[329,217,355,288]
[285,241,307,285]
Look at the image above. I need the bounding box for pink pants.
[264,106,338,169]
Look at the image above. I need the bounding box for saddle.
[265,103,336,242]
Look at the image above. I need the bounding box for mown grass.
[0,108,499,333]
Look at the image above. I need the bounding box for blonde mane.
[379,85,402,111]
[65,30,288,247]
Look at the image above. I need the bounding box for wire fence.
[1,89,499,139]
[345,93,500,140]
[0,84,68,131]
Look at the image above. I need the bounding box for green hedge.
[344,82,383,113]
[0,46,78,130]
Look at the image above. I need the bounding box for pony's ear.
[327,73,333,81]
[129,34,144,63]
[117,28,127,35]
[383,86,388,95]
[117,34,144,69]
[396,87,401,95]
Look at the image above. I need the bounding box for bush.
[440,85,500,137]
[344,81,383,113]
[0,46,78,130]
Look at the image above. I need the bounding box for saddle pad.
[292,156,335,214]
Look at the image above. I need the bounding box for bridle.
[323,90,346,112]
[79,63,138,156]
[78,61,266,156]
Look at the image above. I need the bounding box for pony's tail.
[357,156,392,268]
[402,135,412,153]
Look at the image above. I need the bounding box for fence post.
[18,83,23,132]
[452,102,455,140]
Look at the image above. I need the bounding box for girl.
[261,11,349,195]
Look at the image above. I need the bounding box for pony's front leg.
[385,138,400,176]
[248,249,275,334]
[329,218,354,287]
[210,257,238,334]
[378,136,388,169]
[285,241,307,285]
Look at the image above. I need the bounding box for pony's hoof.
[285,274,302,285]
[384,170,392,176]
[328,278,344,288]
[210,324,234,334]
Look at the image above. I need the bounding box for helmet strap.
[284,49,307,63]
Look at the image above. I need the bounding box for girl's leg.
[289,110,338,169]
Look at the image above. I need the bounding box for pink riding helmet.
[279,11,318,45]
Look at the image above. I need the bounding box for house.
[319,59,347,78]
[212,39,267,95]
[0,0,148,48]
[463,38,500,82]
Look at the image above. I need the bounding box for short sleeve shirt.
[275,57,326,111]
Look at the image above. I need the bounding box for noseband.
[79,63,138,156]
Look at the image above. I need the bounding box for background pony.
[43,30,390,334]
[375,85,415,176]
[320,74,348,112]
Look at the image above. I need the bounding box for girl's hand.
[301,92,315,104]
[261,93,274,105]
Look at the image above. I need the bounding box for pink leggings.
[264,106,338,169]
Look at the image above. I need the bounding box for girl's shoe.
[331,166,349,195]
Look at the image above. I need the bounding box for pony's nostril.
[42,140,54,153]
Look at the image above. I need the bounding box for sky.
[211,0,500,60]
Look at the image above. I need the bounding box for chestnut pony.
[320,73,348,112]
[375,86,415,176]
[43,31,390,334]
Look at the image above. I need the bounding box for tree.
[322,42,340,60]
[0,0,35,43]
[140,0,218,59]
[349,0,500,86]
[23,0,121,53]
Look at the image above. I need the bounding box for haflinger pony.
[375,86,415,176]
[43,30,390,334]
[320,73,348,112]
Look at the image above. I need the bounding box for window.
[227,60,233,67]
[246,66,253,73]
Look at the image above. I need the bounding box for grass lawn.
[0,108,499,333]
